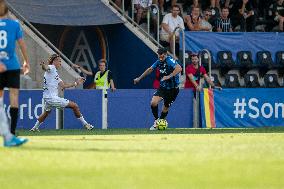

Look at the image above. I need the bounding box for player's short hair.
[48,54,60,65]
[157,48,167,55]
[0,0,8,17]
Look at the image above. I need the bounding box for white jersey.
[43,65,62,98]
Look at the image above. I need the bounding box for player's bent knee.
[70,103,79,111]
[151,101,158,107]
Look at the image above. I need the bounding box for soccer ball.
[156,119,168,130]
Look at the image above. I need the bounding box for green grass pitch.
[1,128,284,189]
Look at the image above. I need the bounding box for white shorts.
[43,97,70,112]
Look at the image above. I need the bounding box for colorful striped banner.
[203,88,216,128]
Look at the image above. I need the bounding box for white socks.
[0,97,13,141]
[33,120,42,129]
[78,116,88,126]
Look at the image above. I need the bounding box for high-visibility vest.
[94,70,110,90]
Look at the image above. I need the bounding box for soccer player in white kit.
[30,54,94,131]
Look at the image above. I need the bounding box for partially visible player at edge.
[134,48,182,130]
[30,54,94,132]
[0,0,29,146]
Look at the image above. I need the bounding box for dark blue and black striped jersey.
[151,55,180,89]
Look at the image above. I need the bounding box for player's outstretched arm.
[71,63,93,76]
[59,77,85,90]
[134,67,153,84]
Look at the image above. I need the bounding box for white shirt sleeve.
[162,13,170,25]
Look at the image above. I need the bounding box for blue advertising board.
[108,89,194,128]
[3,90,56,129]
[64,89,102,129]
[200,88,284,128]
[3,89,193,130]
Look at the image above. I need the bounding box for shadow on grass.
[17,127,284,136]
[19,146,179,153]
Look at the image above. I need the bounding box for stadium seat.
[237,51,253,68]
[224,74,241,88]
[244,74,260,88]
[210,73,221,87]
[200,50,218,70]
[203,73,221,88]
[276,51,284,67]
[256,51,273,76]
[217,51,235,76]
[256,51,273,67]
[263,74,280,88]
[184,51,191,64]
[217,51,235,67]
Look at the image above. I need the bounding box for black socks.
[160,111,168,119]
[151,105,159,120]
[10,107,19,135]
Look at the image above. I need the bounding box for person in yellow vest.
[72,59,116,91]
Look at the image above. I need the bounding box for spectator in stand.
[185,6,203,31]
[72,59,116,91]
[206,1,221,29]
[113,0,131,11]
[201,8,213,31]
[217,0,231,9]
[187,0,201,15]
[160,5,184,54]
[114,0,122,8]
[216,7,233,32]
[134,0,153,25]
[272,0,284,32]
[210,0,231,10]
[231,0,256,32]
[152,0,165,15]
[171,0,195,13]
[184,53,219,96]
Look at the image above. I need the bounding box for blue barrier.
[200,88,284,128]
[4,90,56,129]
[6,88,283,129]
[108,89,194,128]
[64,89,102,129]
[3,89,193,129]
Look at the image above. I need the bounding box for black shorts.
[154,88,179,108]
[0,69,20,89]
